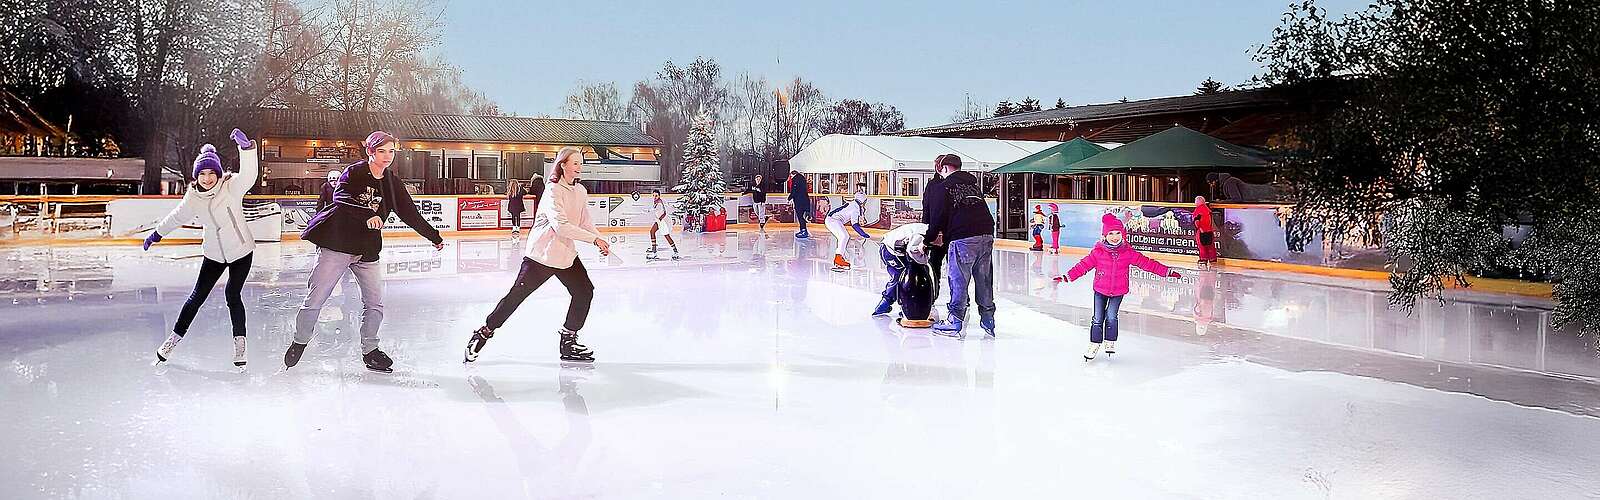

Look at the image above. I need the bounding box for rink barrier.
[0,194,1552,299]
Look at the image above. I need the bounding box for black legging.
[928,244,947,298]
[485,257,594,332]
[511,211,523,230]
[174,252,253,337]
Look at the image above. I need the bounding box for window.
[447,157,470,179]
[264,145,282,160]
[475,155,501,180]
[901,177,921,197]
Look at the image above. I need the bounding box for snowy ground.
[3,230,1599,499]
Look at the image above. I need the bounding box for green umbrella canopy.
[1065,126,1269,172]
[990,138,1110,174]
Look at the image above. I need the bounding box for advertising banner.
[108,198,283,242]
[457,197,501,230]
[1026,200,1199,255]
[276,198,320,234]
[382,195,455,233]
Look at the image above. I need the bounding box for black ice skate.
[363,348,394,373]
[283,342,307,368]
[464,326,495,363]
[559,328,595,362]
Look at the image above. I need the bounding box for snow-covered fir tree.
[672,112,726,230]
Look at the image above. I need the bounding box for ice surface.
[2,230,1598,499]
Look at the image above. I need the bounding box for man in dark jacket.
[286,131,444,373]
[922,154,996,338]
[922,157,949,302]
[787,171,812,238]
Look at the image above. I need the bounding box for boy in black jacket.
[286,131,444,373]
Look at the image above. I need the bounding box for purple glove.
[143,232,162,250]
[230,128,253,150]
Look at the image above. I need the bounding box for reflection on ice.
[1,230,1598,498]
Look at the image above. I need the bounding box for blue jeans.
[880,245,902,302]
[945,235,995,323]
[1090,292,1124,343]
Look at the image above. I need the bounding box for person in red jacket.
[1048,203,1062,254]
[1054,213,1182,361]
[1194,196,1218,268]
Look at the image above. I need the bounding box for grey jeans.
[946,235,996,324]
[295,247,384,353]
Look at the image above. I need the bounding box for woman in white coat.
[145,128,259,368]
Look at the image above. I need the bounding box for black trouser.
[511,211,523,230]
[174,252,253,337]
[485,257,594,332]
[928,244,947,298]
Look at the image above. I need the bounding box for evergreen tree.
[1196,77,1227,95]
[1257,0,1600,336]
[994,100,1015,117]
[672,112,727,230]
[1054,98,1067,109]
[1019,97,1041,112]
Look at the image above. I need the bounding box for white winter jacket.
[525,180,602,269]
[155,145,260,263]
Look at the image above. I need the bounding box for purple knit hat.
[192,144,222,178]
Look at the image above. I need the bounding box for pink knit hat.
[1101,213,1126,236]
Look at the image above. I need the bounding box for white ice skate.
[232,336,247,368]
[1084,342,1101,361]
[1104,341,1116,355]
[154,333,182,365]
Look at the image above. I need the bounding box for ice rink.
[4,230,1599,499]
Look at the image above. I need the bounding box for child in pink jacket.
[1054,213,1182,360]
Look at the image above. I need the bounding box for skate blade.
[559,357,595,364]
[365,366,394,374]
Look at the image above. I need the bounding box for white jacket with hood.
[154,145,260,263]
[524,180,602,269]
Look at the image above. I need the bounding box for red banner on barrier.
[458,197,502,230]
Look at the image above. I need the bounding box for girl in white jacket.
[146,129,258,368]
[464,147,611,363]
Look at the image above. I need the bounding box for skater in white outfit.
[825,183,869,270]
[648,189,681,260]
[464,147,608,363]
[146,128,258,368]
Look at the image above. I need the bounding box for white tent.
[789,134,1062,174]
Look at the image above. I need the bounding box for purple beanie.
[192,144,223,178]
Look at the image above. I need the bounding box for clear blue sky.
[439,0,1369,128]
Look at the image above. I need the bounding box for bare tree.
[951,92,986,122]
[562,80,624,121]
[817,99,904,136]
[254,0,335,108]
[773,77,825,159]
[319,0,445,111]
[627,57,731,187]
[388,54,500,115]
